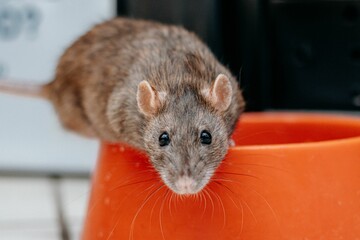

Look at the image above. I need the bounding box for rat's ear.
[137,81,165,116]
[203,74,232,112]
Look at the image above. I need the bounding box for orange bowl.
[82,112,360,240]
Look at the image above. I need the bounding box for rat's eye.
[159,132,170,146]
[200,130,212,145]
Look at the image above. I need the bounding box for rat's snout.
[174,176,198,195]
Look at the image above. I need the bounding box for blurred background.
[0,0,359,239]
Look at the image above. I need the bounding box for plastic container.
[82,112,360,239]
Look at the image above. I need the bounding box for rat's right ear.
[137,81,165,116]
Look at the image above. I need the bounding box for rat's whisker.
[207,187,226,230]
[109,178,158,192]
[212,175,277,197]
[216,182,245,237]
[247,187,280,227]
[220,161,290,173]
[159,189,170,240]
[213,180,258,224]
[198,191,207,218]
[240,197,258,224]
[109,168,159,185]
[174,193,179,212]
[239,197,244,237]
[216,177,276,225]
[211,178,242,185]
[149,190,164,230]
[133,181,164,199]
[203,188,215,220]
[168,190,175,219]
[108,183,159,240]
[212,177,266,188]
[213,181,240,209]
[87,181,146,221]
[216,171,261,180]
[196,192,200,203]
[129,185,165,240]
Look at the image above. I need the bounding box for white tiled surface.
[0,0,115,174]
[0,177,90,240]
[59,178,91,240]
[0,226,60,240]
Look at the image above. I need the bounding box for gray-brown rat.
[0,18,245,195]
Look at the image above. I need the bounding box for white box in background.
[0,0,117,174]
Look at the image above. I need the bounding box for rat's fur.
[1,18,245,194]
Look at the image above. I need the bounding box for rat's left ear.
[203,74,232,112]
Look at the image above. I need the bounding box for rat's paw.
[228,139,235,147]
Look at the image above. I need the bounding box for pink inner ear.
[137,81,157,116]
[211,74,232,111]
[214,77,231,103]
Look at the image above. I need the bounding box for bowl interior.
[233,113,360,146]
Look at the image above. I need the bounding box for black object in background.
[116,0,360,112]
[117,0,222,57]
[270,0,360,110]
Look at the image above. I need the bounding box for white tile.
[0,177,60,239]
[0,223,60,240]
[59,178,90,240]
[67,219,83,240]
[0,177,57,221]
[0,232,59,240]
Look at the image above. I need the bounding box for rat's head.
[137,74,233,195]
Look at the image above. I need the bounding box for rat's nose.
[174,176,198,195]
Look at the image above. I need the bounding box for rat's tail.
[0,79,50,99]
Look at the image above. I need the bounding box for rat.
[0,18,245,195]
